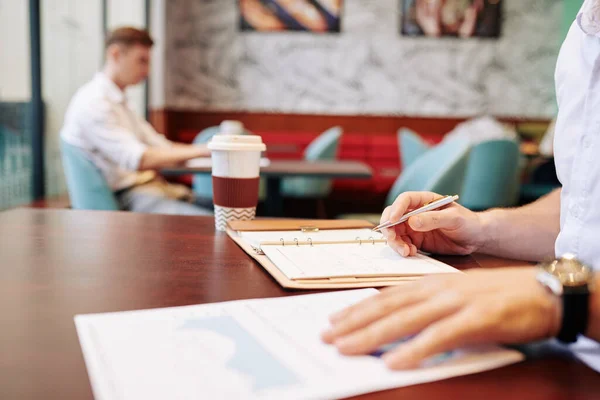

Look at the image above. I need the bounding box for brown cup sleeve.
[212,176,260,208]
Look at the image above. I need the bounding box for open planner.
[226,219,460,289]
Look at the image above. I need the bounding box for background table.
[162,160,373,216]
[1,209,599,399]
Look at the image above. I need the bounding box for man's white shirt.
[554,0,600,371]
[555,2,600,270]
[61,72,172,191]
[579,0,600,36]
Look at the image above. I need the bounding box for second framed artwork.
[239,0,343,33]
[401,0,502,38]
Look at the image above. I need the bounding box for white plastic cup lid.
[208,134,266,152]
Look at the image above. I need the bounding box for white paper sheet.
[570,337,600,372]
[186,157,271,168]
[261,242,459,280]
[75,289,523,400]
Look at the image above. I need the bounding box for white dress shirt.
[554,0,600,371]
[555,2,600,269]
[61,72,172,191]
[579,0,600,35]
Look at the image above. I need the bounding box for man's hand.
[381,191,486,257]
[321,268,561,369]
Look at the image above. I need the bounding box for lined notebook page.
[238,229,384,249]
[261,243,459,280]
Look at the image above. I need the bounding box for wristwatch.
[536,254,595,343]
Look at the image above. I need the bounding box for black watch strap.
[557,291,589,343]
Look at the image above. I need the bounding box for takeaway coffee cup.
[207,121,266,231]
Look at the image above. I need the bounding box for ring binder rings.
[260,237,388,247]
[226,219,461,290]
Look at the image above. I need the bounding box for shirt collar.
[94,72,126,104]
[578,0,600,36]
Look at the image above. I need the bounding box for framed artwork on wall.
[239,0,343,33]
[401,0,502,38]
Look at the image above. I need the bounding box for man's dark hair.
[105,27,154,49]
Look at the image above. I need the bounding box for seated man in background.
[323,5,600,371]
[61,27,210,215]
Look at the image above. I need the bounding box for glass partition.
[42,0,104,198]
[0,1,33,210]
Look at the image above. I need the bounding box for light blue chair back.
[398,128,431,169]
[193,126,221,145]
[384,137,471,207]
[460,139,521,211]
[60,139,119,210]
[192,126,266,201]
[192,126,221,200]
[281,126,343,197]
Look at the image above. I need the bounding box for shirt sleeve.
[137,115,174,148]
[80,100,147,171]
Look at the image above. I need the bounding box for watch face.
[541,254,594,287]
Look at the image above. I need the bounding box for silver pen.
[372,195,460,232]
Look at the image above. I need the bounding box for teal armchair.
[61,139,119,210]
[460,139,521,211]
[281,126,343,198]
[398,127,431,169]
[340,137,471,222]
[192,126,222,201]
[384,136,471,206]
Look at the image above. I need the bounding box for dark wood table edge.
[2,209,598,400]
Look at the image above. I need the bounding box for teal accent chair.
[398,127,431,169]
[281,126,343,198]
[340,136,471,222]
[192,126,221,200]
[384,136,471,206]
[460,139,521,211]
[191,126,267,201]
[60,139,119,210]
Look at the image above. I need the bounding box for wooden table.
[1,209,599,400]
[162,160,373,216]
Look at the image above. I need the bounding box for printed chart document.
[570,337,600,373]
[75,289,523,400]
